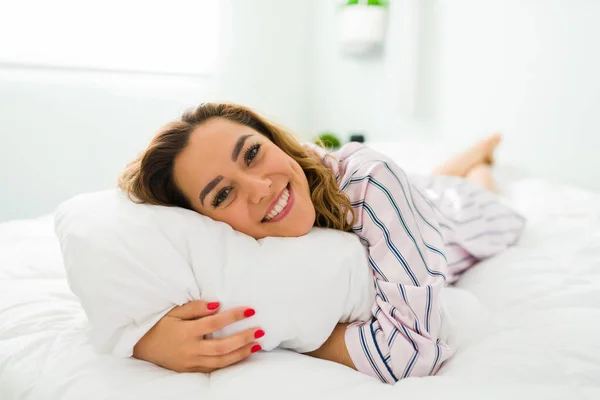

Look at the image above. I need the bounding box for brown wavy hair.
[119,103,355,232]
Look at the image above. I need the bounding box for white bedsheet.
[1,176,600,400]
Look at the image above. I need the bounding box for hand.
[133,301,263,373]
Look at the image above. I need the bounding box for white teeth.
[264,187,290,221]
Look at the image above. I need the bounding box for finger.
[194,327,264,356]
[191,342,261,371]
[168,300,221,320]
[191,307,255,336]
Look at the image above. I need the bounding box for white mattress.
[1,175,600,399]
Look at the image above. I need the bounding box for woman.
[120,103,525,383]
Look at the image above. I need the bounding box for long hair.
[119,103,355,232]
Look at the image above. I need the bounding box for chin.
[292,215,316,237]
[272,218,314,238]
[288,226,313,238]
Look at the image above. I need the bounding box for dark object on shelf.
[349,134,365,143]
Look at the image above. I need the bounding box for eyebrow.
[199,175,224,206]
[231,134,253,162]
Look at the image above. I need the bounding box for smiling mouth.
[261,183,293,223]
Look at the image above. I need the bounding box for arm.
[333,147,452,383]
[303,323,355,370]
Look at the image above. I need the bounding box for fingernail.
[251,344,262,353]
[254,329,265,339]
[207,302,220,310]
[243,308,255,318]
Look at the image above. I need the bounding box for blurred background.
[1,0,599,222]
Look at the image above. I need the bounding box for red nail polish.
[254,329,265,339]
[207,302,220,310]
[243,308,255,318]
[251,344,262,353]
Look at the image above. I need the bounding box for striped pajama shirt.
[306,142,526,383]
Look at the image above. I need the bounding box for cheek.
[287,159,306,185]
[218,203,257,231]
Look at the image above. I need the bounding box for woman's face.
[173,118,316,239]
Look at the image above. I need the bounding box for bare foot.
[434,133,502,177]
[481,133,502,165]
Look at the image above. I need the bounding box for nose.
[241,173,272,205]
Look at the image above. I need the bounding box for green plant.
[315,132,342,150]
[345,0,387,6]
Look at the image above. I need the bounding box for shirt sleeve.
[340,147,453,383]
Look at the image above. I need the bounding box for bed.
[1,145,599,400]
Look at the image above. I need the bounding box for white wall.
[310,0,600,191]
[434,0,600,192]
[0,0,312,222]
[309,0,436,143]
[0,69,216,222]
[2,0,599,222]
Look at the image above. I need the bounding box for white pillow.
[54,189,374,357]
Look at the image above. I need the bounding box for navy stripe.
[428,339,442,375]
[359,236,371,247]
[358,325,387,382]
[387,327,400,347]
[375,279,389,302]
[385,163,440,239]
[368,255,387,281]
[400,324,419,378]
[439,222,453,231]
[380,164,448,275]
[354,189,445,281]
[381,163,415,216]
[398,283,421,335]
[416,212,444,241]
[339,163,378,192]
[344,164,447,279]
[412,198,444,240]
[425,285,432,333]
[352,200,420,285]
[424,243,447,263]
[370,318,398,382]
[402,350,419,378]
[350,170,439,278]
[399,324,418,352]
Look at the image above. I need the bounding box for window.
[0,0,220,75]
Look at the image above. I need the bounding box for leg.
[433,134,501,177]
[465,164,496,192]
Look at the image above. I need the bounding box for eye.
[212,187,231,208]
[244,142,261,166]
